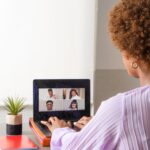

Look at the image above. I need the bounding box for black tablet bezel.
[33,79,90,122]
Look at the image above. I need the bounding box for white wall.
[0,0,96,105]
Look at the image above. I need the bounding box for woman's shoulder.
[102,85,150,106]
[101,93,124,107]
[122,85,150,96]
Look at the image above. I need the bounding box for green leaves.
[4,97,25,115]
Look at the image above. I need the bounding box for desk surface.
[0,106,50,150]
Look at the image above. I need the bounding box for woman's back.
[118,86,150,149]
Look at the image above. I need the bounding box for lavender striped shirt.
[51,86,150,150]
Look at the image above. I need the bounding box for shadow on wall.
[93,69,139,113]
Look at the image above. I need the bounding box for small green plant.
[4,97,25,115]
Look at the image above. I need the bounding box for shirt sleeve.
[50,93,123,150]
[50,127,77,150]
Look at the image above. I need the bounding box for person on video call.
[41,0,150,149]
[46,100,53,111]
[69,89,81,100]
[69,100,78,110]
[47,88,56,100]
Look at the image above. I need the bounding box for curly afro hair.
[109,0,150,67]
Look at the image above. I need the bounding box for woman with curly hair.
[41,0,150,149]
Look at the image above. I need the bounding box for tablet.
[33,79,90,122]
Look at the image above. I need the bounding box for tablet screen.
[39,88,85,111]
[33,79,90,121]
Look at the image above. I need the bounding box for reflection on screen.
[39,88,85,111]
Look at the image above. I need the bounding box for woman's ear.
[131,61,138,69]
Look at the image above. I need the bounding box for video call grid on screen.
[33,79,90,121]
[39,88,85,111]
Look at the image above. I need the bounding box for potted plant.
[4,97,25,135]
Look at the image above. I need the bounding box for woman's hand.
[75,116,92,130]
[41,117,69,133]
[41,116,92,133]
